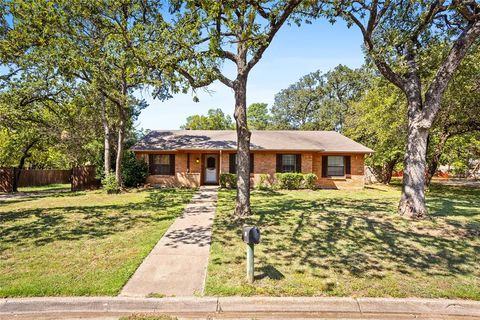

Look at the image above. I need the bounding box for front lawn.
[17,183,71,193]
[205,183,480,299]
[0,188,196,297]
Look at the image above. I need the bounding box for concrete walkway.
[120,186,218,297]
[2,297,480,319]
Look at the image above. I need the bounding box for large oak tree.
[2,0,212,185]
[322,0,480,218]
[184,0,304,216]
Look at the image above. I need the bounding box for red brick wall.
[302,153,313,173]
[135,151,366,189]
[249,152,364,189]
[313,153,365,189]
[139,151,202,187]
[252,152,276,175]
[220,152,231,173]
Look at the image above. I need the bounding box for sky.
[135,19,365,131]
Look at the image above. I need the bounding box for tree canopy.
[313,0,480,218]
[181,108,234,130]
[0,0,216,184]
[247,103,271,130]
[271,66,370,132]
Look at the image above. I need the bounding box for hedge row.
[219,172,317,190]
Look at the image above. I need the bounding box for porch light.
[195,157,200,163]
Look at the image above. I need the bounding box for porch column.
[219,150,223,174]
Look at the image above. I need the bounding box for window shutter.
[276,154,282,173]
[229,153,236,174]
[149,154,154,174]
[250,153,254,173]
[169,154,175,176]
[321,156,328,177]
[296,154,302,173]
[345,156,351,175]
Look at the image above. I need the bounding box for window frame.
[229,153,254,174]
[281,154,297,173]
[149,154,175,176]
[276,154,301,173]
[326,156,345,177]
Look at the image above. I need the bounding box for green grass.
[205,183,480,299]
[17,183,71,193]
[0,188,196,297]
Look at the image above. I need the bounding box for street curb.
[0,297,217,314]
[356,297,480,317]
[0,296,479,317]
[218,297,360,313]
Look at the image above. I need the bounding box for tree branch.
[245,0,303,73]
[246,1,270,19]
[341,6,407,90]
[218,49,238,63]
[213,67,234,88]
[411,0,446,41]
[177,67,216,89]
[423,19,480,125]
[454,0,480,22]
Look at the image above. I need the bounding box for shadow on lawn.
[0,189,193,252]
[255,265,285,281]
[0,190,86,208]
[214,188,479,281]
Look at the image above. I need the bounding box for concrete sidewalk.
[1,296,480,319]
[120,186,218,297]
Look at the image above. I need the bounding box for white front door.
[205,155,218,184]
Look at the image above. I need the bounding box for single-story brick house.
[131,130,373,189]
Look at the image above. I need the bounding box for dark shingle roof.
[131,130,373,153]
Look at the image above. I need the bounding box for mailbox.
[242,226,260,244]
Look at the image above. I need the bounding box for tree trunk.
[233,76,251,216]
[114,75,128,187]
[101,94,111,176]
[383,160,396,184]
[426,132,450,187]
[398,109,429,218]
[115,107,126,186]
[471,162,480,178]
[370,157,399,184]
[14,139,38,191]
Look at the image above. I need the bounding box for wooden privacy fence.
[0,166,100,192]
[17,169,71,187]
[72,166,100,191]
[0,167,15,193]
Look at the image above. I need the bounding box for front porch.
[141,151,232,187]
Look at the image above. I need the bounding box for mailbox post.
[242,226,260,284]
